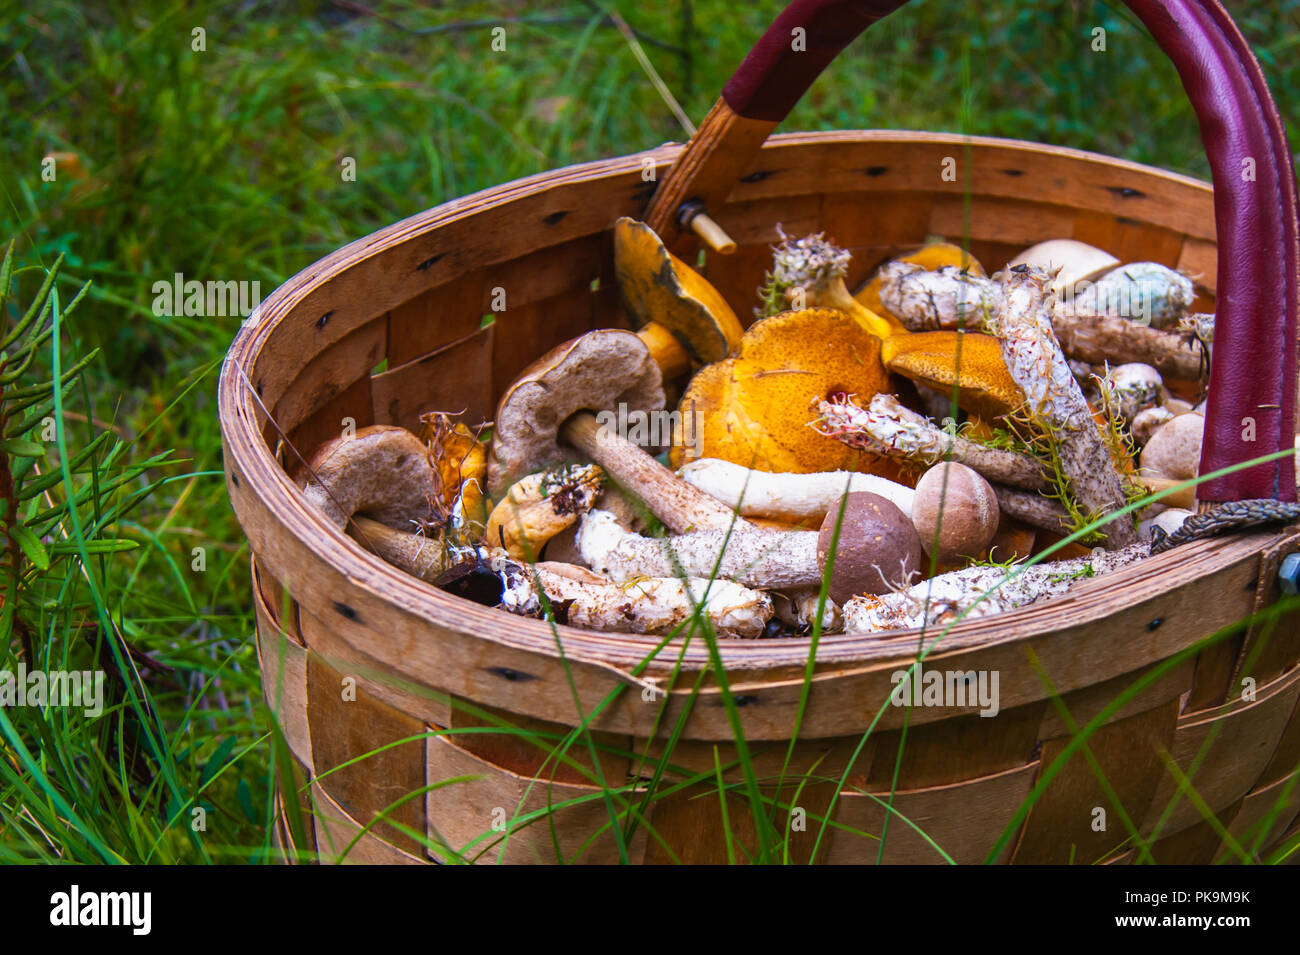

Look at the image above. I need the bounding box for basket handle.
[644,0,1298,505]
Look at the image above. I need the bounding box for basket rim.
[220,128,1243,676]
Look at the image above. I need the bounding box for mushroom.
[671,307,898,475]
[773,589,844,634]
[1069,262,1196,329]
[814,393,1051,491]
[485,464,603,559]
[1139,411,1204,487]
[855,241,986,319]
[420,411,488,531]
[351,516,772,637]
[757,232,1024,419]
[677,457,915,523]
[613,217,744,379]
[1132,406,1176,446]
[578,500,923,601]
[816,392,1194,513]
[817,492,923,602]
[841,541,1150,633]
[1099,363,1164,427]
[1007,239,1121,297]
[910,463,1000,563]
[864,258,1207,381]
[757,228,900,336]
[876,263,1000,332]
[1138,507,1193,542]
[299,425,440,532]
[983,266,1137,549]
[487,328,739,534]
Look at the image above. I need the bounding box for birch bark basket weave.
[219,0,1300,865]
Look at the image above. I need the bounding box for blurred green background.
[1,0,1296,861]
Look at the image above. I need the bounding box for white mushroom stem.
[578,509,823,589]
[814,393,1051,491]
[842,542,1150,633]
[561,411,742,535]
[986,268,1137,549]
[677,457,915,522]
[506,564,773,638]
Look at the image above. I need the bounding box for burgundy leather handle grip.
[710,0,1298,503]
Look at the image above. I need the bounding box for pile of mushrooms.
[295,221,1228,638]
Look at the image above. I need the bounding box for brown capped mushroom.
[910,463,1000,563]
[817,492,923,603]
[487,328,740,534]
[299,425,439,532]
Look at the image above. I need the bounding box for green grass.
[1,0,1298,864]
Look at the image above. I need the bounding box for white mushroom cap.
[1007,239,1120,297]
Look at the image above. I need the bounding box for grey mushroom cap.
[299,424,438,531]
[487,329,665,497]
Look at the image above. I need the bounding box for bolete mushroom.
[671,307,899,475]
[579,497,923,602]
[1007,238,1120,297]
[842,541,1149,633]
[351,516,772,637]
[910,462,1000,563]
[757,232,1024,419]
[488,328,740,534]
[855,241,986,320]
[299,425,440,532]
[485,463,603,559]
[983,266,1137,549]
[867,259,1207,381]
[613,217,745,379]
[1139,411,1204,487]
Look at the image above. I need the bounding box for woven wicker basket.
[219,0,1300,864]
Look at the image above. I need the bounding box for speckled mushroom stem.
[842,541,1150,633]
[991,486,1071,534]
[578,509,823,589]
[1051,307,1207,381]
[813,393,1051,491]
[985,268,1137,549]
[353,517,772,636]
[561,411,741,534]
[877,263,1001,332]
[878,264,1208,381]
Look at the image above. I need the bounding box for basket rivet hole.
[333,600,358,621]
[1147,617,1164,631]
[486,666,535,683]
[316,311,334,329]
